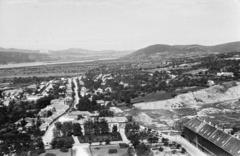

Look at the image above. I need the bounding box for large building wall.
[182,127,232,156]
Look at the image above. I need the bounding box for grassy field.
[90,144,129,156]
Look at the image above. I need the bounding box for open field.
[0,59,134,79]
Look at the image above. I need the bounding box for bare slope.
[134,81,240,110]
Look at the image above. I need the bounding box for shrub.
[60,147,69,153]
[108,149,117,154]
[45,153,56,156]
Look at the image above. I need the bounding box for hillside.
[124,41,240,61]
[0,51,52,64]
[0,47,132,65]
[134,81,240,110]
[49,49,132,62]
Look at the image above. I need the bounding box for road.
[42,78,77,147]
[73,77,81,109]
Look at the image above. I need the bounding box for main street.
[73,77,80,109]
[42,77,79,148]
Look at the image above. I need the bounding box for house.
[100,117,128,130]
[217,72,234,77]
[207,80,215,86]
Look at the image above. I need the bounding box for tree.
[60,147,68,152]
[73,123,82,136]
[105,138,110,145]
[61,122,73,136]
[159,146,164,152]
[53,127,61,138]
[100,119,109,134]
[147,136,158,144]
[99,110,114,117]
[36,96,53,109]
[181,148,186,154]
[112,125,118,133]
[125,122,140,134]
[135,143,152,156]
[55,122,62,131]
[84,120,95,135]
[128,132,140,147]
[51,137,74,149]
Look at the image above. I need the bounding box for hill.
[0,47,132,65]
[124,41,240,61]
[49,48,132,62]
[0,49,52,64]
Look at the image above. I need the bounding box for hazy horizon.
[0,0,240,51]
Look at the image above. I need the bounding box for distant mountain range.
[123,41,240,61]
[1,41,240,65]
[0,47,132,65]
[0,49,51,64]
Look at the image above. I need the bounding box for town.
[1,50,240,156]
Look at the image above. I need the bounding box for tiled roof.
[184,118,240,156]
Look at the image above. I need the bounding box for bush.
[60,147,69,153]
[45,153,56,156]
[105,139,110,145]
[159,147,164,152]
[172,150,177,154]
[108,149,117,154]
[181,148,186,154]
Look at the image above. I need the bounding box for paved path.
[72,136,91,156]
[119,128,130,143]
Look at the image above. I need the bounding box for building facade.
[182,118,240,156]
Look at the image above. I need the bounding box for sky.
[0,0,240,50]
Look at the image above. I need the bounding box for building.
[99,117,128,131]
[182,118,240,156]
[217,72,234,77]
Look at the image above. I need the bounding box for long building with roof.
[182,118,240,156]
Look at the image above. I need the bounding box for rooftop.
[184,118,240,156]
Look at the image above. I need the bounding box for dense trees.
[125,122,140,134]
[135,143,152,156]
[51,122,81,150]
[112,125,118,133]
[51,137,74,149]
[54,122,82,137]
[0,131,45,155]
[76,96,99,112]
[36,96,53,109]
[99,109,114,117]
[84,119,109,135]
[73,123,83,136]
[125,122,141,147]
